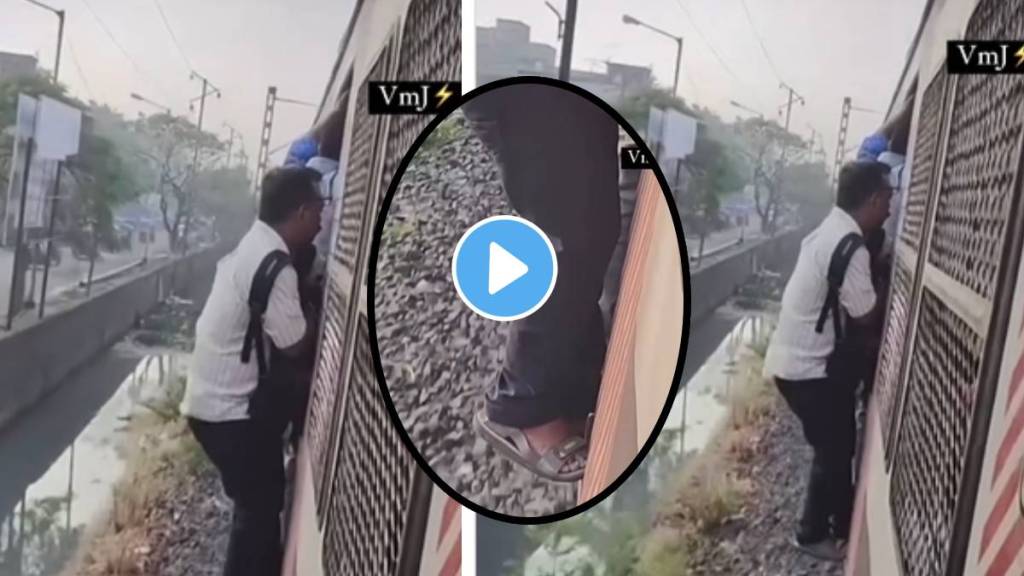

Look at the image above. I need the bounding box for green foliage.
[523,506,645,576]
[635,529,690,576]
[420,114,468,155]
[0,73,143,245]
[680,132,744,237]
[135,113,227,250]
[616,88,696,135]
[66,131,142,242]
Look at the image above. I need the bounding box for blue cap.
[285,136,318,167]
[857,133,889,161]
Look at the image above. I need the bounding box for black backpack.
[815,232,865,378]
[241,250,295,433]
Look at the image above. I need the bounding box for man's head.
[836,161,892,232]
[259,166,324,248]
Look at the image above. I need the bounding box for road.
[0,232,170,323]
[685,218,764,267]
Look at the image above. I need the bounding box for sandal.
[473,411,589,483]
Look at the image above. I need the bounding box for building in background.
[0,52,37,83]
[476,19,653,106]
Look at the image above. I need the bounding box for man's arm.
[841,246,880,327]
[264,265,312,358]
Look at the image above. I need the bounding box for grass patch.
[419,113,468,155]
[635,527,691,576]
[636,317,778,573]
[64,379,211,576]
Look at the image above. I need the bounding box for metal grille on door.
[378,0,462,217]
[306,43,393,519]
[884,0,1024,572]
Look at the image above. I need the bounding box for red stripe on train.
[439,536,461,576]
[438,498,459,549]
[980,462,1023,560]
[1005,352,1024,416]
[993,400,1024,489]
[985,516,1024,576]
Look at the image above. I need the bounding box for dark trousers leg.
[776,376,856,541]
[188,418,284,576]
[464,84,621,428]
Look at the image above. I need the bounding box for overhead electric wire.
[739,0,784,84]
[672,0,742,82]
[671,0,769,112]
[65,34,96,102]
[78,0,173,99]
[152,0,193,71]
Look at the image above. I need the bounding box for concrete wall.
[0,243,229,431]
[688,226,806,325]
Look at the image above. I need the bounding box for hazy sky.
[477,0,928,165]
[2,0,355,169]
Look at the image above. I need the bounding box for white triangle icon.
[488,242,529,295]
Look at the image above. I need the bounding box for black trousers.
[775,375,857,541]
[188,418,284,576]
[463,83,622,428]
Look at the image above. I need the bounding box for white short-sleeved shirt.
[763,207,877,381]
[182,220,307,422]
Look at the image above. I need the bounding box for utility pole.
[223,123,237,167]
[832,97,852,194]
[544,1,564,40]
[558,0,579,81]
[183,71,221,253]
[780,81,805,133]
[21,0,64,81]
[771,82,805,233]
[254,86,277,196]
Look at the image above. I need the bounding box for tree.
[684,133,744,260]
[781,161,832,227]
[0,73,139,249]
[733,118,806,235]
[64,128,142,249]
[136,113,225,252]
[616,88,697,139]
[192,165,254,241]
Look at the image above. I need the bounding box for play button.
[488,242,529,295]
[452,215,558,321]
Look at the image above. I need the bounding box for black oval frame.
[366,75,693,524]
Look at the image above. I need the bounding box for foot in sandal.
[473,411,589,483]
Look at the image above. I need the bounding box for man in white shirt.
[763,161,893,560]
[182,166,324,576]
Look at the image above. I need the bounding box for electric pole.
[223,123,237,168]
[558,0,578,81]
[183,71,221,253]
[832,97,852,194]
[254,86,277,196]
[780,81,805,133]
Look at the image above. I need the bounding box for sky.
[476,0,928,168]
[2,0,355,171]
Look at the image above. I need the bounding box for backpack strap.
[815,232,865,341]
[241,250,292,376]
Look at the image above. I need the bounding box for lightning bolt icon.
[1016,43,1024,67]
[436,84,454,107]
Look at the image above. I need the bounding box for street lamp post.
[18,0,65,314]
[130,92,172,115]
[21,0,64,81]
[623,14,683,98]
[729,99,764,119]
[543,1,564,40]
